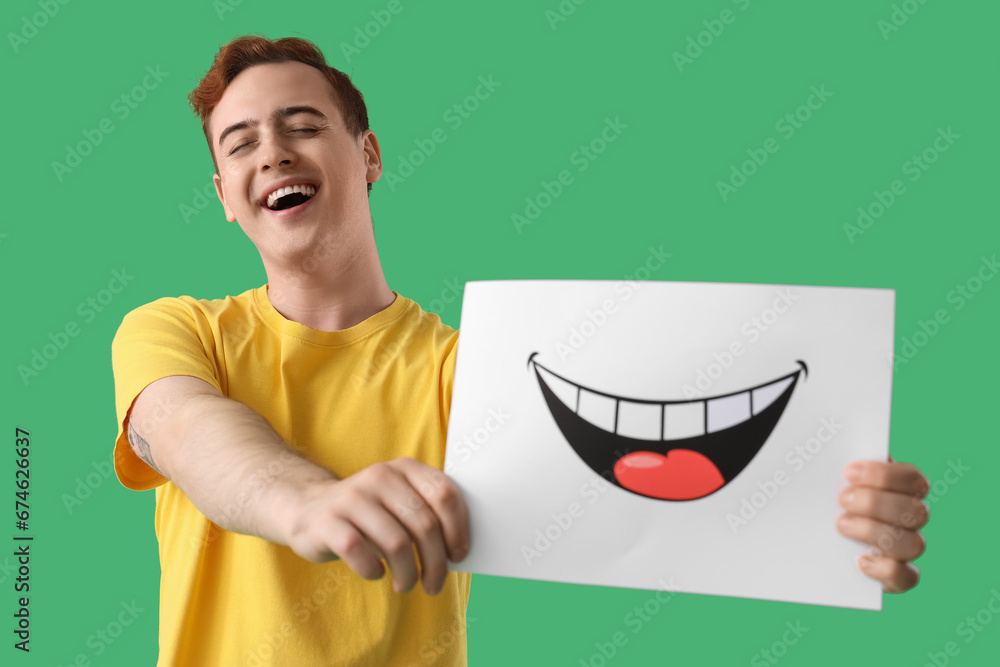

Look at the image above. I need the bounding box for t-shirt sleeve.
[440,329,460,434]
[110,298,223,491]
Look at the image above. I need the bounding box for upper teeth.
[535,365,796,440]
[266,184,315,209]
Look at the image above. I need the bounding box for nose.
[259,132,296,171]
[263,158,292,171]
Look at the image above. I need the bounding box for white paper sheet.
[445,279,894,610]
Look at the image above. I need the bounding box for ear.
[213,173,237,223]
[362,130,383,186]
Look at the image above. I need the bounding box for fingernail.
[846,463,863,483]
[843,489,855,505]
[855,554,873,571]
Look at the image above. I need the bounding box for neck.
[262,238,395,332]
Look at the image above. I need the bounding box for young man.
[111,34,930,666]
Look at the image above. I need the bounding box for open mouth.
[260,184,318,213]
[527,353,807,501]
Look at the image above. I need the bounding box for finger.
[368,540,386,561]
[846,459,929,497]
[394,458,471,562]
[836,513,926,561]
[349,503,421,593]
[382,489,450,596]
[315,517,385,580]
[855,554,920,593]
[838,486,929,530]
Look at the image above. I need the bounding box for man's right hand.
[286,457,470,596]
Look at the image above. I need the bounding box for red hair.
[188,34,371,186]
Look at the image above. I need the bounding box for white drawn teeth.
[751,376,793,415]
[617,400,662,440]
[535,366,578,411]
[707,392,750,433]
[577,389,616,432]
[535,364,797,441]
[664,402,704,439]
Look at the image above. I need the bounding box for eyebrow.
[217,105,328,149]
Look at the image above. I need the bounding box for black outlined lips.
[528,353,807,501]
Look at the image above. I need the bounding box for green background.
[3,0,997,664]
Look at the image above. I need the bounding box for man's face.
[209,61,381,270]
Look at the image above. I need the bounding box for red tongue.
[614,450,724,500]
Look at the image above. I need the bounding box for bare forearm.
[156,395,337,545]
[126,374,471,591]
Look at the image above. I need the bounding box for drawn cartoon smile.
[528,353,807,501]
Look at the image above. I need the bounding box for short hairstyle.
[188,33,373,194]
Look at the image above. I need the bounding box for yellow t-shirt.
[111,285,471,666]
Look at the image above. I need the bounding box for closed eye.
[229,128,319,155]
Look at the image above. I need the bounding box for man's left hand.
[836,455,930,593]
